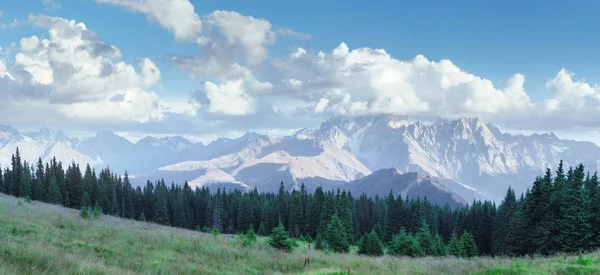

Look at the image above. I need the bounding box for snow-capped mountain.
[0,126,205,174]
[3,114,600,204]
[298,115,600,202]
[154,135,371,193]
[0,126,100,168]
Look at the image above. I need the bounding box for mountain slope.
[345,168,467,208]
[155,136,371,193]
[299,115,600,202]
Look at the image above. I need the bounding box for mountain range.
[2,115,598,206]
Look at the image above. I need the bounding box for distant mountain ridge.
[1,115,599,205]
[299,114,600,201]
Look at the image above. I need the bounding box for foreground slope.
[1,194,600,275]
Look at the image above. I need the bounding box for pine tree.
[33,159,45,201]
[19,163,32,199]
[81,192,91,208]
[269,222,293,252]
[492,187,517,256]
[288,192,303,238]
[558,164,592,252]
[237,195,254,233]
[153,183,170,225]
[357,229,383,256]
[432,234,447,256]
[0,166,4,194]
[447,232,464,257]
[47,176,62,205]
[388,228,424,257]
[324,214,350,253]
[460,231,478,257]
[258,223,267,236]
[416,219,435,256]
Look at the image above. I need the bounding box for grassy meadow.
[0,193,599,275]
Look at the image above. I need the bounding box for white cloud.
[315,98,329,113]
[19,36,39,52]
[1,14,195,127]
[274,43,533,120]
[138,58,160,88]
[204,10,276,65]
[203,80,254,115]
[42,0,61,9]
[95,0,202,42]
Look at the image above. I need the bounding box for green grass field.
[1,193,599,275]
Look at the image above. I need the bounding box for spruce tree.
[416,219,435,256]
[432,234,447,256]
[237,195,254,233]
[357,229,383,256]
[324,214,350,253]
[0,166,4,194]
[258,223,267,236]
[388,228,424,257]
[447,232,464,257]
[269,222,293,252]
[558,164,592,252]
[19,163,31,199]
[47,176,62,205]
[460,231,478,257]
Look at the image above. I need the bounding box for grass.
[1,194,600,275]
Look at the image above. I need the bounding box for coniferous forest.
[2,148,599,258]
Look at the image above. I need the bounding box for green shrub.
[575,256,593,266]
[80,207,90,219]
[211,226,220,237]
[242,227,258,247]
[91,205,102,218]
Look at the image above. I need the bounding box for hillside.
[1,194,599,275]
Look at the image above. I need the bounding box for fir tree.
[237,195,254,233]
[324,214,350,253]
[269,222,293,252]
[47,176,62,205]
[357,229,383,256]
[447,232,464,257]
[460,231,478,257]
[416,219,435,255]
[388,228,424,257]
[258,223,267,236]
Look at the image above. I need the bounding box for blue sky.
[1,0,600,142]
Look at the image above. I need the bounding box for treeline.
[0,148,598,257]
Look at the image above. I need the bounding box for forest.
[1,148,598,257]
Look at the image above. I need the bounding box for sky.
[1,0,600,143]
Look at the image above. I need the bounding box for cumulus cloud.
[6,1,600,138]
[95,0,202,41]
[0,14,194,129]
[273,43,534,120]
[204,10,276,65]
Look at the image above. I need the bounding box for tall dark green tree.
[388,228,423,257]
[358,229,383,256]
[237,194,255,233]
[460,231,478,257]
[47,176,62,205]
[324,214,350,253]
